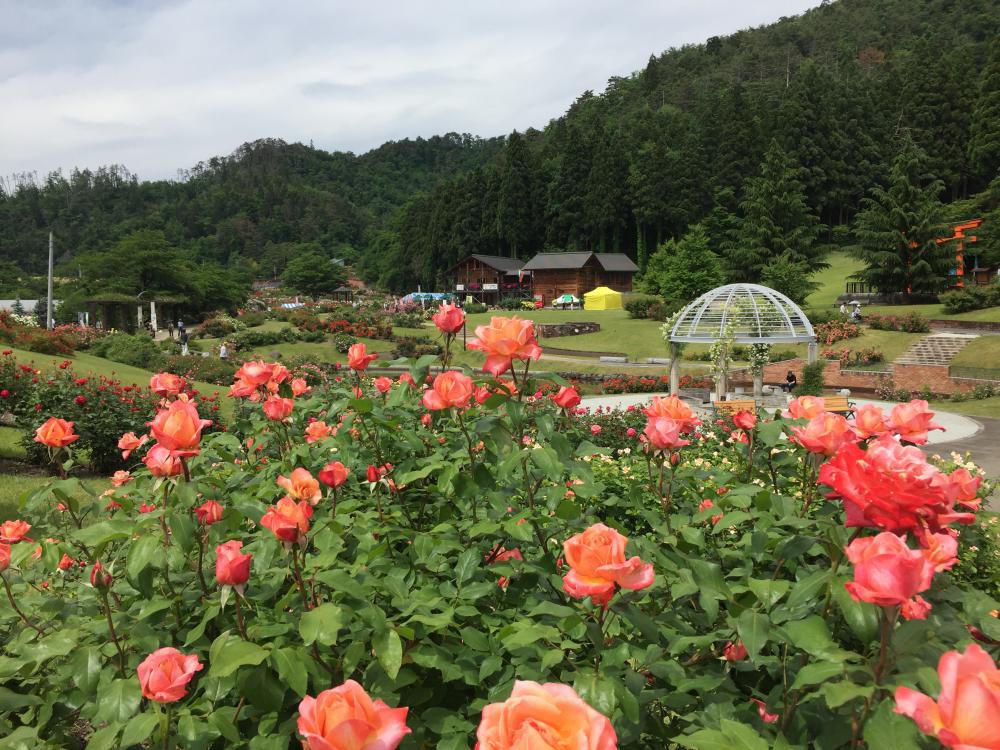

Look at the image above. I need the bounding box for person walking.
[219,341,229,360]
[180,329,190,356]
[839,302,847,316]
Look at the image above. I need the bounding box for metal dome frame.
[668,283,815,345]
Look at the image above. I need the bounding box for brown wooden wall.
[532,260,633,303]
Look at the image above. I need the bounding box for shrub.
[866,312,930,332]
[392,335,443,359]
[390,311,427,329]
[288,309,324,331]
[463,302,487,314]
[874,376,896,400]
[12,327,78,355]
[90,332,164,369]
[197,313,245,338]
[798,360,825,395]
[623,294,661,319]
[162,355,239,386]
[333,332,356,353]
[940,285,1000,314]
[237,311,267,327]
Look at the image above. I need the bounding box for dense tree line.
[3,0,1000,302]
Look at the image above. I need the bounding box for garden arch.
[666,283,817,399]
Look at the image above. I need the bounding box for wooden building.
[448,255,529,304]
[520,252,639,304]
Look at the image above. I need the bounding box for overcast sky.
[1,0,820,181]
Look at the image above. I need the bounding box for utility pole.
[46,232,54,330]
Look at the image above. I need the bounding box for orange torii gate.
[938,218,981,289]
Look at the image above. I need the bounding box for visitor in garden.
[180,329,189,356]
[219,341,229,360]
[782,370,797,392]
[839,302,848,316]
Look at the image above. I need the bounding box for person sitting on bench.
[782,370,797,393]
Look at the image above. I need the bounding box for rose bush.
[0,310,997,749]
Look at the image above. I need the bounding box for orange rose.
[235,360,275,387]
[475,681,617,750]
[110,470,132,487]
[790,412,855,456]
[421,371,474,411]
[228,377,257,399]
[34,417,79,448]
[0,543,10,572]
[262,395,294,421]
[895,644,1000,748]
[432,302,465,335]
[0,520,32,544]
[117,431,149,459]
[643,395,701,430]
[136,647,203,703]
[305,421,333,444]
[148,400,212,457]
[373,376,393,394]
[784,395,827,420]
[319,461,350,489]
[888,399,944,444]
[297,680,411,750]
[347,343,378,371]
[291,377,311,396]
[277,468,322,505]
[143,444,183,477]
[944,467,982,509]
[642,416,689,453]
[215,540,252,588]
[852,403,888,439]
[467,316,542,377]
[562,523,654,606]
[194,500,224,525]
[149,372,186,397]
[551,386,581,410]
[261,497,313,543]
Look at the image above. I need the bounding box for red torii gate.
[938,218,981,289]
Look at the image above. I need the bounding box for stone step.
[894,333,978,367]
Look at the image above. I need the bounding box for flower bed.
[813,320,862,345]
[0,309,997,749]
[866,313,931,333]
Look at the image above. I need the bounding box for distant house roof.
[450,254,525,274]
[521,252,639,273]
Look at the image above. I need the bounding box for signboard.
[455,284,465,291]
[483,283,498,291]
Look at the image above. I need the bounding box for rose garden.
[0,302,998,749]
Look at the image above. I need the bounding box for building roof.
[451,254,525,273]
[521,251,639,273]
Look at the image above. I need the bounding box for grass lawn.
[951,336,1000,368]
[929,397,1000,420]
[806,251,865,312]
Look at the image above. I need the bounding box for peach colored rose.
[0,543,10,572]
[643,395,701,430]
[895,643,1000,749]
[888,399,944,444]
[261,497,313,543]
[194,500,224,525]
[844,532,936,617]
[0,520,31,544]
[319,461,350,489]
[262,394,294,421]
[143,443,183,477]
[733,410,756,431]
[467,316,542,377]
[642,416,689,453]
[373,376,393,394]
[398,372,416,388]
[347,343,378,371]
[117,431,149,459]
[784,395,827,420]
[562,523,654,606]
[136,647,203,703]
[270,363,292,385]
[790,412,855,456]
[111,470,132,487]
[277,468,322,505]
[228,377,257,399]
[944,467,982,509]
[34,417,79,448]
[551,386,581,410]
[422,371,474,411]
[305,421,333,444]
[921,532,958,572]
[235,360,275,387]
[148,399,211,457]
[475,681,617,750]
[291,377,311,396]
[432,302,465,335]
[297,680,411,750]
[215,540,252,587]
[149,372,186,398]
[852,403,889,439]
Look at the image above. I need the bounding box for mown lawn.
[805,251,865,312]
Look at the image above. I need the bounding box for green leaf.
[120,713,159,747]
[374,629,403,680]
[208,632,268,679]
[126,535,161,580]
[785,570,832,609]
[823,681,874,708]
[748,578,790,608]
[501,623,560,651]
[789,662,844,690]
[168,511,197,553]
[862,699,922,749]
[736,610,770,663]
[454,548,479,584]
[74,520,133,550]
[720,719,771,750]
[85,724,121,750]
[272,647,309,697]
[833,581,879,643]
[689,558,731,599]
[94,678,141,724]
[0,687,42,711]
[70,646,103,695]
[677,729,736,750]
[299,603,344,647]
[782,616,855,662]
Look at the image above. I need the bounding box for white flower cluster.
[10,313,38,328]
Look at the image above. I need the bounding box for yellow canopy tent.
[583,286,622,311]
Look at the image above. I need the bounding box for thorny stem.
[196,530,209,596]
[290,546,311,611]
[2,574,46,636]
[234,594,249,640]
[101,589,127,677]
[180,457,191,483]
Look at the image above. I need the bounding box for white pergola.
[666,283,817,397]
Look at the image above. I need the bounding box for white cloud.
[0,0,820,179]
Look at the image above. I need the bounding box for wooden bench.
[823,395,854,415]
[714,399,757,417]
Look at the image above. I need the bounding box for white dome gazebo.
[666,283,817,399]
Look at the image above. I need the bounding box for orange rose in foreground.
[261,497,313,543]
[852,403,889,439]
[235,360,275,387]
[136,647,203,703]
[475,681,617,750]
[34,417,79,448]
[642,416,689,452]
[0,543,9,572]
[144,444,183,477]
[422,371,474,411]
[194,500,224,525]
[215,540,252,588]
[432,302,465,335]
[790,412,855,456]
[262,394,294,421]
[551,386,581,410]
[562,523,654,606]
[467,316,542,377]
[895,643,1000,749]
[643,395,701,430]
[347,343,378,372]
[373,376,393,394]
[319,461,350,489]
[784,395,826,420]
[0,520,31,544]
[888,399,944,444]
[291,377,310,396]
[277,468,322,505]
[298,680,411,750]
[148,399,212,457]
[149,372,186,397]
[844,532,936,618]
[305,421,333,444]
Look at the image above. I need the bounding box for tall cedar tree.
[639,224,724,304]
[969,34,1000,182]
[496,131,540,258]
[853,136,948,296]
[727,141,824,283]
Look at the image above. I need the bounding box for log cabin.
[520,252,639,305]
[448,255,529,304]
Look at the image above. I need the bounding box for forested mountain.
[3,0,1000,300]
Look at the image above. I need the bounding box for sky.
[1,0,820,181]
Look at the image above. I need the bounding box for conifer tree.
[969,34,1000,183]
[853,135,948,296]
[640,224,723,304]
[496,131,540,258]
